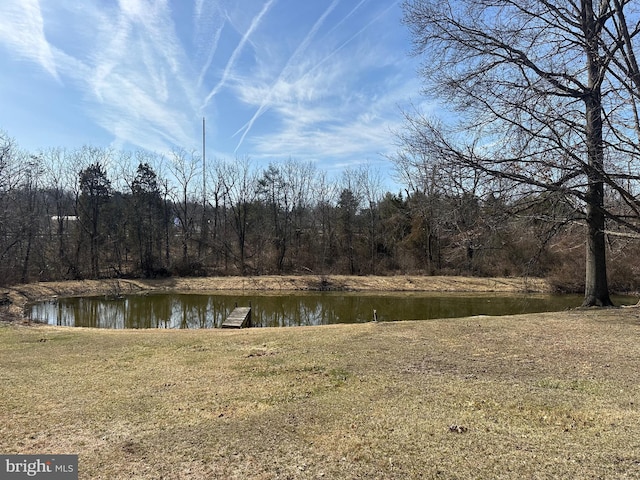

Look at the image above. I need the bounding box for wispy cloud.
[233,0,342,152]
[0,0,419,180]
[310,1,400,76]
[202,0,276,109]
[196,21,225,90]
[248,72,422,168]
[324,0,370,37]
[231,0,412,168]
[0,0,59,80]
[0,0,207,153]
[81,1,200,151]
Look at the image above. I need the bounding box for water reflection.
[28,291,635,329]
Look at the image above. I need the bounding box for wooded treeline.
[1,132,637,291]
[400,0,640,305]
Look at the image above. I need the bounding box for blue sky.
[0,0,423,182]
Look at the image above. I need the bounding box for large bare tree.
[401,0,640,306]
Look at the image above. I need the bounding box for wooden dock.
[222,307,252,328]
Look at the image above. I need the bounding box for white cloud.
[74,1,202,151]
[202,0,276,108]
[231,0,343,151]
[0,0,59,80]
[226,2,418,167]
[248,74,421,166]
[0,0,420,180]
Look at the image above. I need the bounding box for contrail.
[289,0,341,65]
[194,0,204,19]
[202,0,276,108]
[197,21,224,89]
[233,0,341,152]
[309,1,399,76]
[324,0,369,37]
[193,2,225,89]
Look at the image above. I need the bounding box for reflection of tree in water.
[31,293,604,329]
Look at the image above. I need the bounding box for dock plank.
[222,307,252,328]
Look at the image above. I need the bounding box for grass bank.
[1,305,640,478]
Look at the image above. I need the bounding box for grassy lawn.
[1,307,640,479]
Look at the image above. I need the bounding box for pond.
[27,292,638,329]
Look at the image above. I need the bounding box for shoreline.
[2,275,549,323]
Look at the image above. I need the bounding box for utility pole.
[199,117,208,260]
[203,117,206,207]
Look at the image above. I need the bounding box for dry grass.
[2,304,640,479]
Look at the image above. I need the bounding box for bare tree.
[257,163,288,271]
[256,158,316,272]
[282,158,316,270]
[41,148,77,275]
[219,156,257,274]
[357,165,384,274]
[18,155,45,282]
[309,171,339,272]
[401,0,640,305]
[207,158,230,272]
[0,136,47,284]
[337,170,364,274]
[168,148,201,266]
[0,133,19,284]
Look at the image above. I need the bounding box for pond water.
[27,292,637,329]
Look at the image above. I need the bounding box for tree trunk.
[583,199,612,306]
[21,230,33,283]
[582,4,613,307]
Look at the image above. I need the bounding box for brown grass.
[2,291,640,478]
